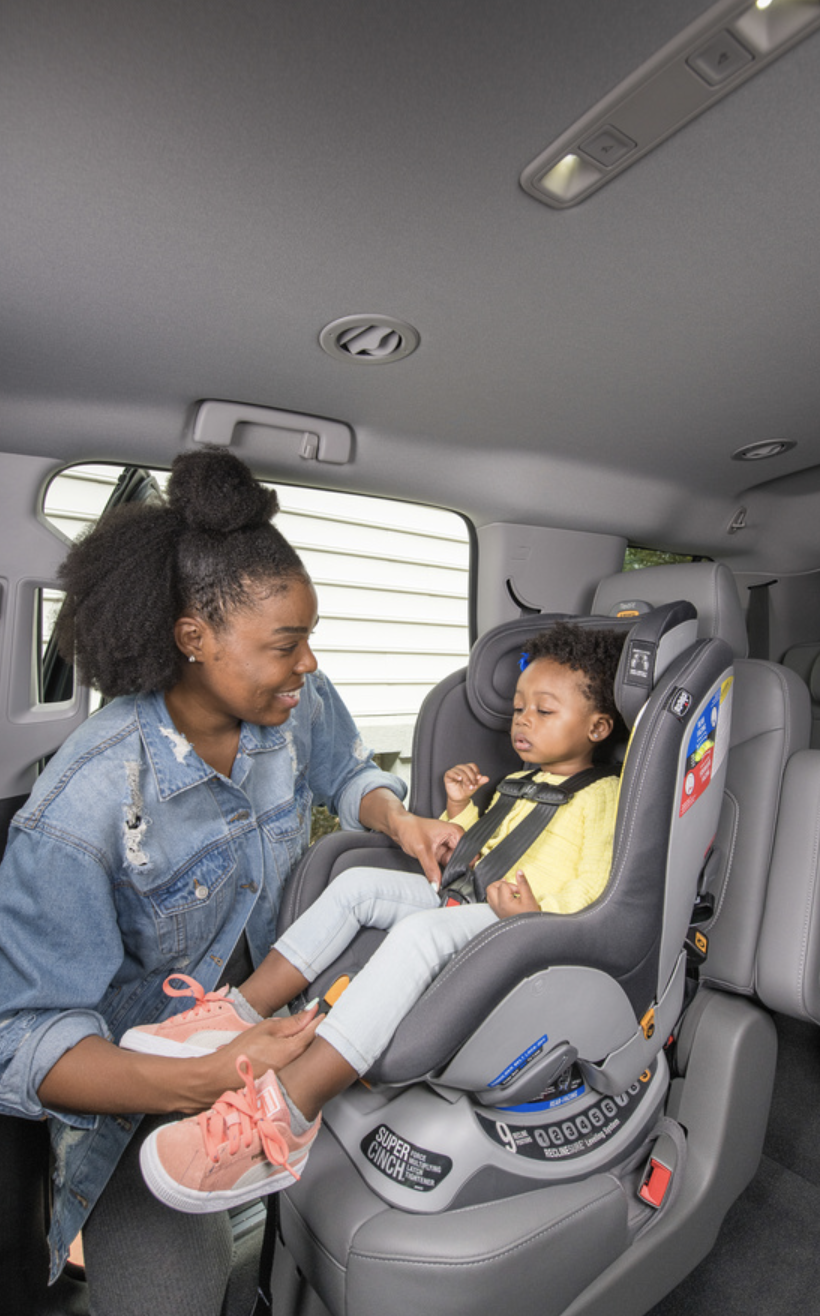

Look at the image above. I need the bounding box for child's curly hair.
[523,622,627,722]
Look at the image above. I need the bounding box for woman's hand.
[389,812,464,886]
[37,1005,322,1119]
[210,1005,321,1088]
[359,787,463,885]
[443,762,489,817]
[486,871,541,918]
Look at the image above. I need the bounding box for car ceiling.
[3,0,820,573]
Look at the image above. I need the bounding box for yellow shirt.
[447,770,620,914]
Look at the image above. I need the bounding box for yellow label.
[324,974,351,1007]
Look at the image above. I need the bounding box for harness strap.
[441,764,620,901]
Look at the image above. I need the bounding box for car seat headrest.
[613,599,698,728]
[592,561,748,659]
[466,613,636,733]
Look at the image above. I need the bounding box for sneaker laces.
[198,1056,302,1182]
[161,973,231,1020]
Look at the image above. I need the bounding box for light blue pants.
[274,867,498,1073]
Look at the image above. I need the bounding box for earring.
[188,654,196,663]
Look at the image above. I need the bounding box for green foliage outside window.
[623,547,699,572]
[310,805,341,844]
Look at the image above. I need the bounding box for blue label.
[499,1084,586,1114]
[488,1034,550,1088]
[686,688,720,761]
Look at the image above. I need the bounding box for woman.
[0,446,459,1315]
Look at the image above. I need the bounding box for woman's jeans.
[274,867,498,1073]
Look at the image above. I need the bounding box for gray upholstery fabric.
[593,562,749,660]
[281,1131,629,1316]
[592,563,811,995]
[702,658,809,993]
[757,749,820,1021]
[782,641,820,748]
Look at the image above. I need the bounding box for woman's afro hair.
[522,622,627,722]
[55,447,307,697]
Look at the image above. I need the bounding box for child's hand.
[443,762,489,817]
[486,871,541,918]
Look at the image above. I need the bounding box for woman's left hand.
[359,788,463,885]
[390,812,464,886]
[209,1006,322,1089]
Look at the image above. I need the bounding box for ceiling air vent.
[319,315,420,364]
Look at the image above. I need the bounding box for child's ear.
[590,714,614,743]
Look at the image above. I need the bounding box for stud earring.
[188,654,196,663]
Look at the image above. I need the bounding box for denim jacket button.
[194,884,208,900]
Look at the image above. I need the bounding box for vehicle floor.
[647,1010,820,1316]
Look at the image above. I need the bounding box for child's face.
[511,658,613,776]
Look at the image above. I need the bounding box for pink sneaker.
[120,974,254,1058]
[139,1055,320,1213]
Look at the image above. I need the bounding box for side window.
[274,486,470,784]
[42,465,472,792]
[41,466,164,709]
[623,546,703,571]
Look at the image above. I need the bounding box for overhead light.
[521,0,820,209]
[731,440,797,461]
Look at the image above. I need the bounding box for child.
[130,622,626,1214]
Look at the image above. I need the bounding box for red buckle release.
[639,1157,673,1208]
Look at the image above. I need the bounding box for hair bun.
[167,448,279,533]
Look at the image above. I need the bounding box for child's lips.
[513,735,531,752]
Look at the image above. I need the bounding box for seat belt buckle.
[638,1132,678,1209]
[690,891,715,924]
[684,926,709,965]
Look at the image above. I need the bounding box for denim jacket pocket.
[117,844,238,960]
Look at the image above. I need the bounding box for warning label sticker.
[360,1124,453,1192]
[679,688,719,817]
[678,676,734,817]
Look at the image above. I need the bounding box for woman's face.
[186,576,320,727]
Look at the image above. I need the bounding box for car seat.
[592,562,810,1003]
[781,640,820,748]
[276,597,737,1316]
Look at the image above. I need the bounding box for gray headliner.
[2,0,819,571]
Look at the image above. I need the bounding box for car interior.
[3,1,820,1313]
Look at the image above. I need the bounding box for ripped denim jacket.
[0,674,405,1277]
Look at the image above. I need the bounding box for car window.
[623,546,704,572]
[42,464,472,793]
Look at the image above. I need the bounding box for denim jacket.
[0,673,405,1278]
